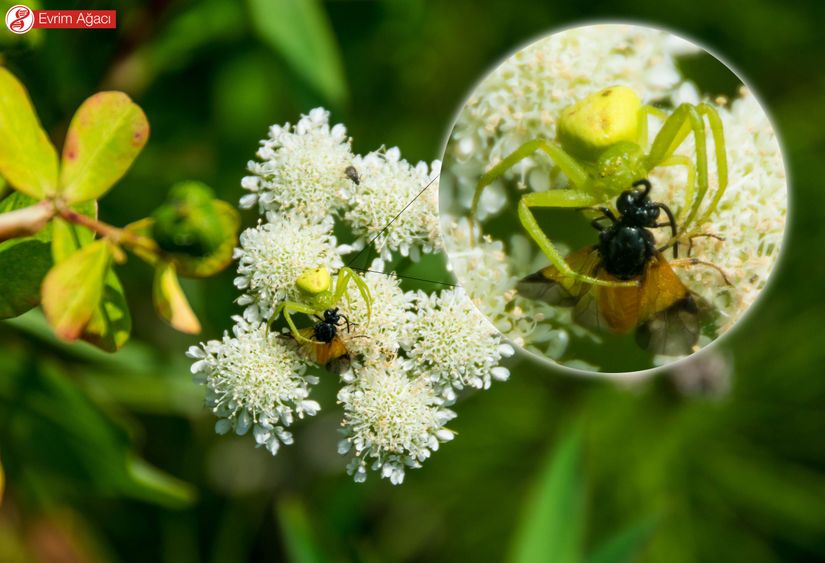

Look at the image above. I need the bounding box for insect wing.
[596,254,688,334]
[315,336,348,365]
[517,247,600,305]
[636,295,701,355]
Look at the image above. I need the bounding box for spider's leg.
[654,155,696,224]
[520,192,637,288]
[685,233,725,258]
[471,139,589,238]
[331,268,351,305]
[644,104,709,232]
[669,258,732,286]
[590,206,617,232]
[275,301,320,343]
[690,104,728,232]
[637,105,668,147]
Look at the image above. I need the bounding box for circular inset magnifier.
[439,23,788,375]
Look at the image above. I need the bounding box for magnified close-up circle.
[439,23,788,375]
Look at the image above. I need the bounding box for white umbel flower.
[336,259,415,367]
[242,107,355,222]
[344,148,442,261]
[187,318,319,456]
[234,212,344,319]
[402,288,514,402]
[337,360,456,485]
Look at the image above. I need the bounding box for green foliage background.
[2,0,824,561]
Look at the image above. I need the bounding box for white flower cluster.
[187,318,319,456]
[441,24,787,371]
[191,108,513,484]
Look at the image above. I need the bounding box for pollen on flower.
[241,107,355,222]
[336,260,414,366]
[402,288,514,402]
[344,148,442,261]
[337,360,455,485]
[187,318,319,456]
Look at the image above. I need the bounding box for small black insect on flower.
[345,165,361,185]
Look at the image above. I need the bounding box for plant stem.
[0,200,55,242]
[57,206,158,256]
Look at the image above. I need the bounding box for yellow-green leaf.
[41,240,111,341]
[0,67,59,199]
[59,92,149,204]
[82,267,132,352]
[153,261,201,334]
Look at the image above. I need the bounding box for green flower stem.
[0,200,55,242]
[58,206,158,257]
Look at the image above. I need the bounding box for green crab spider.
[271,266,372,345]
[470,85,728,288]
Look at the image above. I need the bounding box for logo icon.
[5,4,34,34]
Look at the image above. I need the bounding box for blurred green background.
[2,1,825,561]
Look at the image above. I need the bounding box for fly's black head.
[616,180,659,228]
[323,308,341,325]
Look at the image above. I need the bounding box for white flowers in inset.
[337,360,455,485]
[440,24,787,371]
[242,108,355,222]
[344,148,442,261]
[187,318,319,456]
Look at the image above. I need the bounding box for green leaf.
[248,0,347,106]
[0,67,59,199]
[277,496,333,563]
[0,193,52,319]
[585,516,658,563]
[0,358,195,508]
[82,267,132,352]
[509,430,585,563]
[41,240,111,341]
[51,219,131,351]
[126,457,196,508]
[153,261,201,334]
[59,92,149,204]
[0,238,52,319]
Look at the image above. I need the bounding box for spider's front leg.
[644,103,728,235]
[271,301,321,344]
[470,138,590,240]
[519,191,638,288]
[332,267,372,324]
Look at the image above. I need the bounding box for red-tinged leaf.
[41,240,110,341]
[59,91,149,203]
